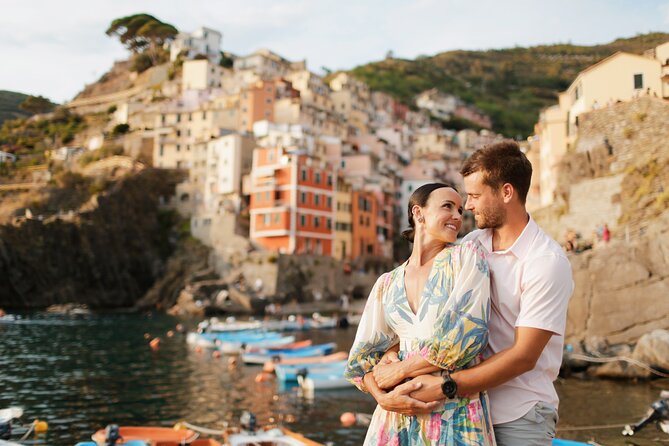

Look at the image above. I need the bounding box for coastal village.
[2,25,669,371]
[2,13,669,446]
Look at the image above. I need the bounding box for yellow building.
[534,43,668,207]
[182,60,223,90]
[334,176,353,261]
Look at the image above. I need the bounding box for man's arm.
[363,371,443,415]
[407,327,553,401]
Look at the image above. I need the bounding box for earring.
[418,217,424,223]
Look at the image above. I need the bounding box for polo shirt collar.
[482,214,537,259]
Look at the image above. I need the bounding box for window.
[263,214,270,226]
[316,239,322,255]
[326,218,332,230]
[315,172,321,184]
[177,114,181,123]
[266,191,271,201]
[176,130,181,137]
[202,111,207,120]
[327,175,332,186]
[301,215,306,227]
[327,197,332,208]
[634,73,644,90]
[359,216,364,225]
[301,192,307,204]
[159,145,164,156]
[176,144,181,152]
[314,217,320,228]
[314,194,320,206]
[274,213,280,223]
[188,113,192,122]
[301,169,307,181]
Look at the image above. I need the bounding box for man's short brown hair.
[460,140,532,204]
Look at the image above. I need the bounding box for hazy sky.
[1,0,668,103]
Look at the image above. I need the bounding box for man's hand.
[373,360,405,389]
[406,375,445,402]
[378,381,443,416]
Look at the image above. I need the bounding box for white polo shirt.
[464,217,574,425]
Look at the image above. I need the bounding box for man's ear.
[501,183,515,204]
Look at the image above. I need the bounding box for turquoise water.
[0,312,665,445]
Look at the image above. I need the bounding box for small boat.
[218,336,296,355]
[263,352,348,372]
[187,331,287,350]
[198,317,263,333]
[298,371,352,390]
[223,412,324,446]
[75,425,221,446]
[226,427,324,445]
[275,360,347,382]
[246,340,313,353]
[242,343,336,365]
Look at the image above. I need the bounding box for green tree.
[106,13,178,66]
[18,95,55,115]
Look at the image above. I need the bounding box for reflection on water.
[0,313,666,445]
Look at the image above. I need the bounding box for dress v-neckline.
[401,249,442,317]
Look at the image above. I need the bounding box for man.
[365,141,574,445]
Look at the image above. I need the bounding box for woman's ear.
[411,205,423,223]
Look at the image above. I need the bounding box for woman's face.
[415,187,463,243]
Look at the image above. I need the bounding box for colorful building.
[250,147,336,255]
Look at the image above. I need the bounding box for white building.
[170,27,222,64]
[182,60,223,91]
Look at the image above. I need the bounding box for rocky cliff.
[533,97,669,345]
[0,168,192,309]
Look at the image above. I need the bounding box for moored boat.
[226,427,324,445]
[274,360,347,382]
[74,425,221,446]
[242,343,336,365]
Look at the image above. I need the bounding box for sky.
[1,0,668,103]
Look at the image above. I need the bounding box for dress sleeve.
[344,272,399,392]
[418,240,491,370]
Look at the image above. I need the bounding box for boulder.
[632,329,669,371]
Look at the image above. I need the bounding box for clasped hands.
[369,351,444,416]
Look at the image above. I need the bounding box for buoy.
[340,412,356,427]
[212,350,222,359]
[262,361,275,373]
[255,372,272,383]
[143,333,151,340]
[195,346,203,353]
[149,337,161,350]
[167,330,174,338]
[284,414,296,423]
[34,420,49,433]
[175,323,184,332]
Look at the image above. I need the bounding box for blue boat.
[275,360,347,382]
[552,440,590,445]
[242,342,337,364]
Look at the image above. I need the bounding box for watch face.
[442,380,457,398]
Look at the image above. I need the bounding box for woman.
[344,183,494,445]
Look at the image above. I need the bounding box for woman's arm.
[373,354,441,389]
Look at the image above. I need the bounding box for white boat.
[218,336,296,355]
[198,317,262,333]
[227,427,324,446]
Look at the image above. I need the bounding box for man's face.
[463,171,506,229]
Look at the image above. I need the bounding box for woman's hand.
[378,381,442,416]
[373,360,406,389]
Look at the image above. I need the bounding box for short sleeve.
[344,273,399,392]
[516,254,574,335]
[418,240,491,370]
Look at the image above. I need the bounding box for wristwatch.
[440,370,458,399]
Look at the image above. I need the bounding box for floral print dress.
[345,241,495,445]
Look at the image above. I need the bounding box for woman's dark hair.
[401,182,458,243]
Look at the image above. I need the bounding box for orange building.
[240,80,276,132]
[352,190,379,257]
[250,147,336,255]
